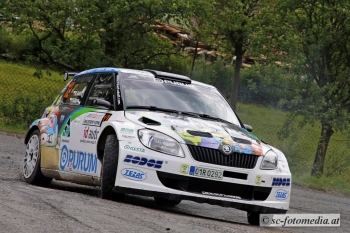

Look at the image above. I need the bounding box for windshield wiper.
[198,114,232,125]
[125,105,200,117]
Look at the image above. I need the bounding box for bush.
[0,28,12,54]
[0,94,53,129]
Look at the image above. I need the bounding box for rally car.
[23,67,291,225]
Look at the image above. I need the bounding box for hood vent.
[231,137,252,145]
[187,130,213,138]
[138,117,161,126]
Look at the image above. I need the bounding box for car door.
[57,74,98,175]
[39,74,93,173]
[59,72,115,177]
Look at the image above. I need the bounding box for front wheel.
[101,134,124,201]
[154,197,182,206]
[247,211,260,225]
[23,129,52,186]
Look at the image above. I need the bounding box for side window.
[62,75,94,105]
[86,73,115,107]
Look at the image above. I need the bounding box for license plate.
[189,166,223,180]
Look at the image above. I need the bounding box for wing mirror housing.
[244,124,253,132]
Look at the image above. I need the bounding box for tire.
[247,211,260,226]
[154,197,182,207]
[101,134,124,201]
[23,129,52,186]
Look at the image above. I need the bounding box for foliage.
[204,0,269,109]
[267,0,350,176]
[1,0,208,71]
[0,28,12,54]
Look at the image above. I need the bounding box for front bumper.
[114,141,291,213]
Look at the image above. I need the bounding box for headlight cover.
[138,129,184,157]
[260,150,278,170]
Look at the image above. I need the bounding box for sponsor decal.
[180,164,190,174]
[114,120,125,124]
[121,128,134,134]
[83,112,111,126]
[154,78,196,89]
[124,145,145,152]
[62,139,69,143]
[127,75,139,79]
[202,191,241,200]
[123,155,163,169]
[275,189,289,200]
[122,135,135,139]
[121,168,147,181]
[117,77,121,105]
[255,175,262,185]
[272,178,291,186]
[61,118,71,137]
[60,145,98,173]
[83,112,105,126]
[83,126,99,140]
[80,126,99,144]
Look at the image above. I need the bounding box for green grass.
[1,60,349,196]
[236,102,350,196]
[0,60,65,130]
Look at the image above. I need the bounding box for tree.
[208,0,263,110]
[272,0,350,176]
[4,0,200,70]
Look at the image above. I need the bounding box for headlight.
[138,129,184,157]
[260,150,278,170]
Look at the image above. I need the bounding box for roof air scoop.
[143,69,191,84]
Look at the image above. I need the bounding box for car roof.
[74,67,217,89]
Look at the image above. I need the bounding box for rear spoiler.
[64,71,80,81]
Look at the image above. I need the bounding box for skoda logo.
[222,145,232,154]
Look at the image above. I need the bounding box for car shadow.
[47,180,249,226]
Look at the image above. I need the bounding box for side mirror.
[92,99,112,109]
[244,124,253,132]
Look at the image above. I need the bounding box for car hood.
[125,111,264,156]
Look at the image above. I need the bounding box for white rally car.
[23,67,291,225]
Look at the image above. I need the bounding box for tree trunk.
[189,41,199,78]
[229,46,244,110]
[311,123,334,176]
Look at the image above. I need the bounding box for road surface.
[0,132,348,233]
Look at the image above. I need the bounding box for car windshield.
[120,73,241,125]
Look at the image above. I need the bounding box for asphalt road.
[0,132,348,233]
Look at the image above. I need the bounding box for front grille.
[187,145,258,169]
[157,171,271,201]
